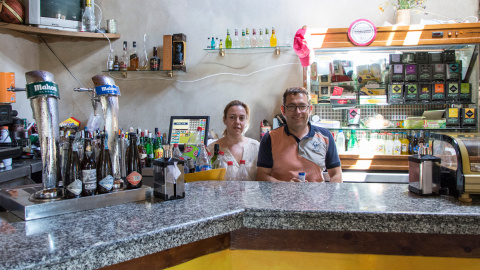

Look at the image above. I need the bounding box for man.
[256,87,342,183]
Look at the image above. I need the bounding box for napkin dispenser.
[408,154,441,195]
[153,157,185,200]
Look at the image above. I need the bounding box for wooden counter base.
[102,228,480,269]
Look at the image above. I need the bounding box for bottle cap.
[208,152,212,156]
[174,143,179,147]
[219,151,224,155]
[227,161,233,165]
[299,172,306,176]
[240,160,246,164]
[197,127,203,131]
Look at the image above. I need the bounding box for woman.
[207,100,259,180]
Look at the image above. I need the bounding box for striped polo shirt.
[257,123,341,182]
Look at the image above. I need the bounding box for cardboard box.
[359,95,387,105]
[330,95,356,107]
[172,33,186,72]
[0,72,16,103]
[163,35,173,70]
[425,119,446,129]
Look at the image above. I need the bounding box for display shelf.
[0,23,121,39]
[321,127,477,131]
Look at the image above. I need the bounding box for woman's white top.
[207,138,260,181]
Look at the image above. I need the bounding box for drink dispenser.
[153,157,185,200]
[25,70,62,199]
[74,75,122,189]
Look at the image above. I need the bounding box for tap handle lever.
[73,87,94,92]
[7,86,26,92]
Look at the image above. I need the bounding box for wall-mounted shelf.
[204,46,291,56]
[0,23,121,39]
[103,70,184,78]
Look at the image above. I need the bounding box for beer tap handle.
[73,87,94,92]
[7,86,26,92]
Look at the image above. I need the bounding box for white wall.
[1,0,478,140]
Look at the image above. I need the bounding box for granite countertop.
[2,181,480,269]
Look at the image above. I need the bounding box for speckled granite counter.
[1,181,480,269]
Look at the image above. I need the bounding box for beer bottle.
[64,135,82,198]
[81,137,97,196]
[126,133,142,189]
[97,133,113,194]
[138,131,147,168]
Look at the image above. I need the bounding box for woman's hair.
[223,100,250,137]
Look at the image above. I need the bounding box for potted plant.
[379,0,427,25]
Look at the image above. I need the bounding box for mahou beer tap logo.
[26,81,60,99]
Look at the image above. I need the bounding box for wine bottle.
[97,133,113,194]
[64,135,82,198]
[126,133,142,189]
[81,137,97,196]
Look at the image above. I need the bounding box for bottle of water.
[237,160,251,181]
[335,130,345,154]
[172,143,183,159]
[195,145,211,172]
[224,161,236,181]
[213,151,227,169]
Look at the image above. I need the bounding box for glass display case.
[306,44,479,132]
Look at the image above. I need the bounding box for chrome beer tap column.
[91,75,122,189]
[74,75,122,189]
[25,70,62,199]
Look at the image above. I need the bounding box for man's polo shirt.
[257,123,341,182]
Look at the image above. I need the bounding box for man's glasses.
[284,105,309,112]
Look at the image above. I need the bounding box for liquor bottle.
[107,49,114,71]
[146,133,154,167]
[81,137,97,196]
[215,37,220,49]
[64,135,82,198]
[393,133,402,155]
[412,132,419,155]
[153,131,164,158]
[219,39,223,49]
[224,161,236,181]
[128,41,139,71]
[97,133,113,194]
[245,28,251,48]
[172,143,183,158]
[195,144,212,172]
[225,29,232,49]
[138,131,147,168]
[240,29,246,48]
[418,130,426,155]
[270,27,277,47]
[82,0,95,32]
[233,29,240,48]
[120,41,128,71]
[139,34,149,70]
[251,28,258,47]
[126,133,142,189]
[258,28,264,47]
[211,36,215,50]
[113,55,120,71]
[264,28,271,47]
[150,47,160,71]
[237,160,251,181]
[207,37,211,49]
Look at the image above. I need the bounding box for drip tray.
[0,184,152,220]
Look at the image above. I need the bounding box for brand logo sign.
[95,84,121,96]
[26,81,60,99]
[348,19,377,46]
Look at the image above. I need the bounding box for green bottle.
[226,29,232,48]
[146,133,154,167]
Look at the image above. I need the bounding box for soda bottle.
[213,151,227,169]
[172,143,183,158]
[184,127,203,160]
[335,130,345,154]
[195,145,212,172]
[237,160,251,181]
[224,161,236,181]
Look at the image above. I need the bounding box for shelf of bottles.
[204,46,291,56]
[102,70,177,78]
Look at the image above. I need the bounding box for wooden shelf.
[0,23,120,39]
[340,154,409,171]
